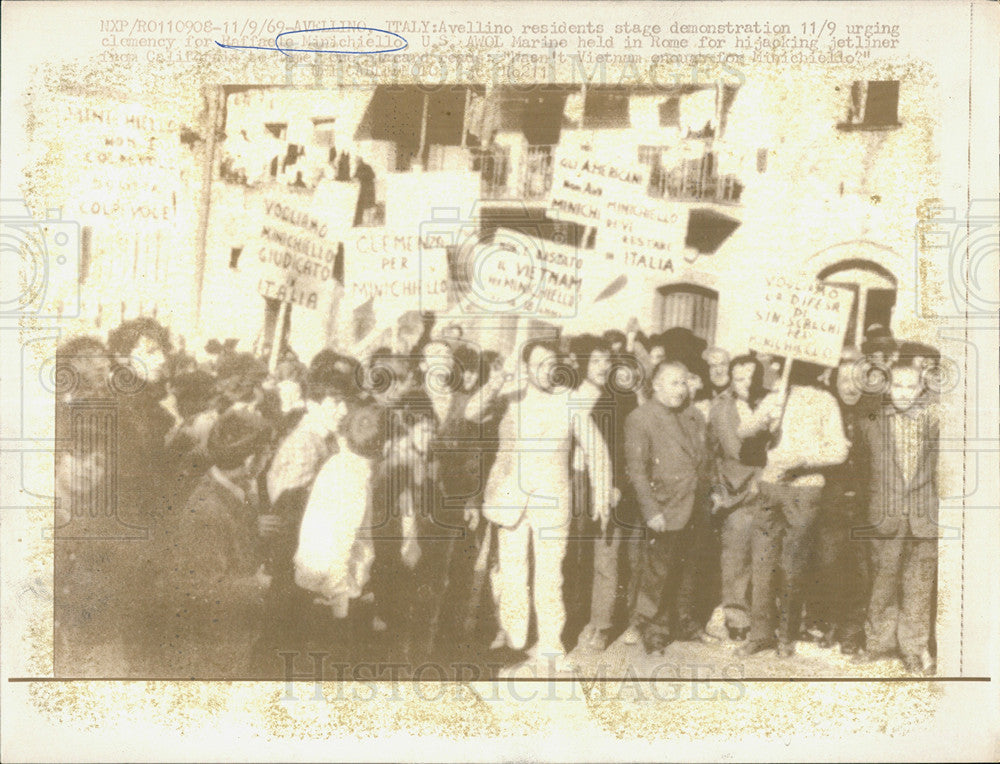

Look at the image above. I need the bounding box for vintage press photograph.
[45,73,955,683]
[2,0,998,760]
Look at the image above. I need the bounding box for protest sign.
[247,182,357,313]
[461,228,583,319]
[597,192,687,278]
[746,274,855,367]
[548,133,650,228]
[343,228,451,319]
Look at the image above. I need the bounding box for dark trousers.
[748,483,823,643]
[562,468,596,648]
[252,569,342,678]
[805,490,870,643]
[866,535,937,658]
[371,526,459,668]
[629,514,705,648]
[437,509,487,657]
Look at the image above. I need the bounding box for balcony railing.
[647,153,743,205]
[522,144,555,200]
[478,144,555,201]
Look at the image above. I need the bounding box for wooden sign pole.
[269,299,288,375]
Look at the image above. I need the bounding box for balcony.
[647,153,743,206]
[478,144,556,201]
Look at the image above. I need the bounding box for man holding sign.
[738,275,853,657]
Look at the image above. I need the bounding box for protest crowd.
[53,313,941,679]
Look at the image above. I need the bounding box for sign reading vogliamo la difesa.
[246,182,358,313]
[746,273,855,367]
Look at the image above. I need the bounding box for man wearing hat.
[861,324,898,368]
[155,409,269,678]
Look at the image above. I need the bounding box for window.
[311,118,336,148]
[637,145,665,169]
[655,284,718,343]
[476,145,511,199]
[583,89,630,129]
[522,144,555,200]
[658,97,680,127]
[264,122,287,140]
[837,80,901,130]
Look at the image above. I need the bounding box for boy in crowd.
[854,357,939,675]
[255,350,359,674]
[369,408,447,670]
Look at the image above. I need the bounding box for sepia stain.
[14,43,959,748]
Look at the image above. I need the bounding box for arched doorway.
[655,283,719,344]
[818,259,898,348]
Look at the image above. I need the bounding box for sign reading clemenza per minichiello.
[342,228,451,320]
[746,273,855,368]
[247,182,358,313]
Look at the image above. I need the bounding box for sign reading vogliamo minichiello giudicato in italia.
[246,182,358,313]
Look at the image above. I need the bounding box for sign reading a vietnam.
[747,274,855,367]
[464,228,583,319]
[548,134,650,228]
[248,182,357,312]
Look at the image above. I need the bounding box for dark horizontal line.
[7,676,992,683]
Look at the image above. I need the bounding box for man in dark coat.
[853,358,940,675]
[623,360,711,653]
[154,409,268,678]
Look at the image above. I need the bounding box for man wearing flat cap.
[155,409,269,678]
